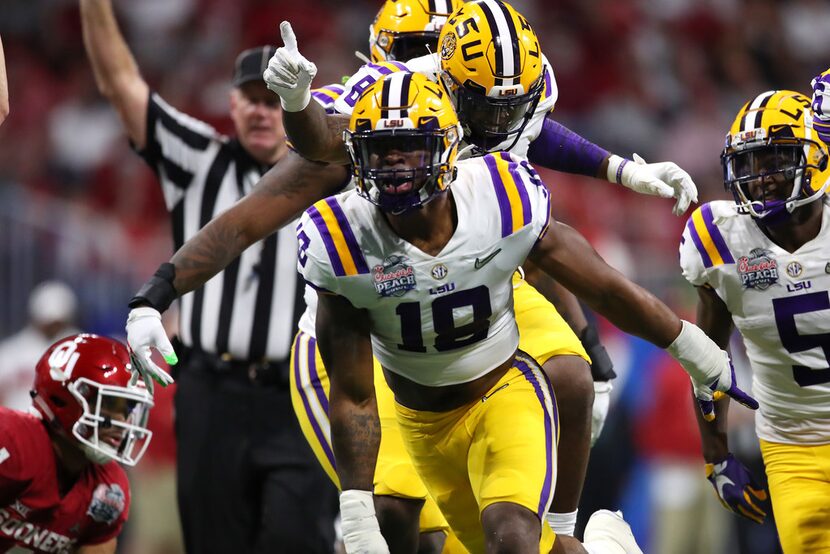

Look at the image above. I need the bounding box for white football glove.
[340,490,390,554]
[263,21,318,112]
[665,320,758,421]
[126,307,177,394]
[608,153,699,216]
[590,381,612,446]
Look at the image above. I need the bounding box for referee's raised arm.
[80,0,149,148]
[0,35,9,125]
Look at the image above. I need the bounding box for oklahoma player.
[0,334,153,553]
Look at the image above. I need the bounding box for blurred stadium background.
[1,0,828,552]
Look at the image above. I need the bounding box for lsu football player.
[679,90,830,553]
[266,0,701,541]
[295,70,756,554]
[293,0,592,550]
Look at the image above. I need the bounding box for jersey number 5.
[396,285,492,352]
[773,292,830,386]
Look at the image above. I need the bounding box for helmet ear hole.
[820,154,828,171]
[49,395,67,408]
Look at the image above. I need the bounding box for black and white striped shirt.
[138,92,303,363]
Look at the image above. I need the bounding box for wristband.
[579,323,617,381]
[129,263,178,313]
[606,154,631,185]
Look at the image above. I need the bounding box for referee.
[80,1,338,552]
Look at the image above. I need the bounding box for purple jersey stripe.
[312,90,335,103]
[700,204,734,264]
[322,84,345,94]
[485,155,514,237]
[308,205,347,276]
[514,355,555,519]
[686,219,713,268]
[293,333,336,470]
[502,152,532,226]
[325,198,370,274]
[543,67,552,101]
[368,62,398,76]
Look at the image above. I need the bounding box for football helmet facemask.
[723,90,830,224]
[370,0,461,63]
[32,334,153,466]
[344,71,461,215]
[438,0,545,152]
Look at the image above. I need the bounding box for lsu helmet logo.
[440,32,457,60]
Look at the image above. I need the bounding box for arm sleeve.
[135,92,223,201]
[527,116,609,177]
[296,207,342,295]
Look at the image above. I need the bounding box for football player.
[679,90,830,553]
[296,71,755,553]
[265,0,699,540]
[0,334,153,553]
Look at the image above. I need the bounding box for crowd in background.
[1,0,828,552]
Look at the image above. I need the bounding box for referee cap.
[232,46,278,87]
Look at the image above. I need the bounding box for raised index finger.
[280,21,298,53]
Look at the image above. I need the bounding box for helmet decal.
[438,0,546,151]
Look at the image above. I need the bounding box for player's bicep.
[527,219,622,308]
[695,285,733,349]
[316,293,374,402]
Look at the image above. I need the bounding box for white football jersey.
[296,152,551,386]
[332,53,558,159]
[679,200,830,444]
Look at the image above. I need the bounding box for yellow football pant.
[395,353,558,554]
[760,439,830,553]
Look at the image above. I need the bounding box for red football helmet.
[32,334,153,466]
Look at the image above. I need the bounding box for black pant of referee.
[174,346,337,553]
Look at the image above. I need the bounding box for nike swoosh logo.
[475,248,502,270]
[713,473,735,498]
[481,383,510,402]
